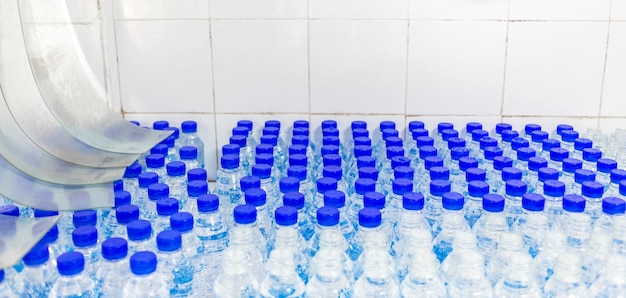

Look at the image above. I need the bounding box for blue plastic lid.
[392,178,413,195]
[72,226,98,248]
[424,156,444,170]
[358,208,382,228]
[317,177,338,194]
[542,139,561,152]
[511,137,529,151]
[186,180,208,198]
[416,136,434,147]
[393,166,414,180]
[166,161,186,177]
[279,177,300,194]
[275,206,298,227]
[251,164,271,179]
[323,165,342,181]
[127,220,152,241]
[386,146,404,160]
[163,127,180,139]
[260,135,278,146]
[562,194,585,212]
[244,188,267,206]
[116,205,140,224]
[0,269,4,283]
[408,120,425,131]
[358,166,379,181]
[484,146,503,161]
[524,124,541,135]
[23,244,50,266]
[495,123,512,134]
[447,137,466,149]
[538,167,559,182]
[574,138,593,151]
[451,147,470,161]
[355,178,376,195]
[382,128,399,140]
[234,204,257,225]
[291,135,309,147]
[237,120,253,131]
[156,198,179,216]
[34,209,59,217]
[101,238,128,261]
[583,148,602,162]
[180,120,197,133]
[430,166,450,181]
[582,181,603,198]
[139,172,159,188]
[597,158,618,173]
[129,251,157,275]
[239,176,261,193]
[0,205,19,217]
[220,154,240,169]
[575,169,596,184]
[430,180,451,196]
[418,146,437,160]
[323,154,342,168]
[321,120,336,130]
[152,120,169,130]
[522,193,545,211]
[528,157,548,172]
[465,122,482,133]
[610,169,626,184]
[323,136,340,147]
[556,124,574,135]
[502,167,523,181]
[39,225,58,246]
[146,154,165,169]
[289,144,307,156]
[468,181,489,198]
[294,119,309,129]
[255,153,273,166]
[550,148,569,162]
[391,156,411,169]
[621,180,626,196]
[73,210,97,227]
[436,122,453,133]
[562,158,583,173]
[321,145,340,156]
[354,137,372,147]
[179,146,198,160]
[283,192,305,210]
[561,130,579,143]
[196,193,219,212]
[531,130,549,143]
[543,180,565,197]
[501,130,519,142]
[363,192,386,210]
[602,197,626,215]
[357,156,376,169]
[352,120,367,130]
[287,165,307,182]
[402,192,424,210]
[323,190,346,208]
[317,206,340,227]
[354,145,373,158]
[322,128,340,138]
[292,127,309,137]
[156,230,182,252]
[161,135,175,148]
[466,168,487,182]
[442,192,464,210]
[441,129,459,141]
[232,126,249,136]
[517,147,536,162]
[148,183,169,201]
[386,136,403,148]
[187,168,207,183]
[264,126,280,137]
[57,252,85,276]
[505,180,527,197]
[170,212,194,233]
[289,154,307,167]
[124,163,142,179]
[483,194,505,212]
[479,137,498,150]
[471,129,489,142]
[494,156,514,171]
[459,157,479,172]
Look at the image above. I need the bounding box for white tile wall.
[410,0,509,20]
[113,0,210,20]
[211,0,307,19]
[614,0,626,20]
[310,0,408,19]
[601,22,626,116]
[509,0,611,21]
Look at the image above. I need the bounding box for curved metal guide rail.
[0,214,60,268]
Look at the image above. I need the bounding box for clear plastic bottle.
[440,231,478,282]
[309,177,338,225]
[193,194,228,292]
[446,251,493,297]
[165,161,187,201]
[543,252,587,297]
[559,129,578,152]
[465,180,489,228]
[514,193,548,258]
[525,157,547,193]
[187,168,207,183]
[144,183,169,220]
[348,208,389,262]
[596,158,618,191]
[539,139,560,161]
[605,168,626,198]
[282,192,313,241]
[515,147,536,175]
[433,192,469,262]
[180,120,205,168]
[13,244,57,296]
[493,252,541,298]
[582,181,605,223]
[529,130,548,152]
[259,247,306,298]
[581,232,613,286]
[230,204,267,278]
[214,154,245,224]
[155,230,195,297]
[268,206,309,283]
[50,252,96,298]
[154,198,179,232]
[395,211,432,281]
[136,172,159,212]
[388,178,414,225]
[473,194,507,263]
[400,249,445,298]
[352,248,399,298]
[423,180,451,227]
[536,167,559,195]
[573,168,595,195]
[179,145,201,171]
[122,163,142,202]
[237,120,259,151]
[548,147,569,172]
[126,219,154,254]
[347,178,376,229]
[323,190,355,242]
[495,123,513,143]
[504,179,527,228]
[486,232,525,286]
[309,206,342,257]
[500,130,520,158]
[572,137,592,160]
[460,167,486,197]
[70,226,99,278]
[533,230,567,289]
[306,246,352,298]
[96,238,129,297]
[181,180,208,214]
[489,157,513,193]
[146,154,167,182]
[582,147,602,171]
[123,251,169,298]
[593,196,625,233]
[110,204,140,238]
[588,254,626,297]
[101,191,132,238]
[213,247,259,297]
[244,188,272,241]
[170,212,200,260]
[253,165,281,213]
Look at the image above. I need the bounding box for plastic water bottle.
[432,192,468,262]
[309,206,342,256]
[72,209,97,230]
[543,178,566,223]
[582,148,602,171]
[515,147,536,173]
[593,196,625,233]
[473,194,506,263]
[582,181,604,222]
[252,165,280,212]
[400,249,445,297]
[393,192,430,275]
[347,178,375,229]
[156,230,195,297]
[306,247,352,298]
[96,238,129,297]
[587,254,626,297]
[101,191,132,238]
[596,158,618,191]
[446,251,493,297]
[352,248,399,298]
[543,252,587,297]
[212,248,259,297]
[194,194,228,292]
[504,179,527,227]
[493,252,541,297]
[145,183,169,220]
[309,177,337,225]
[13,244,57,296]
[540,139,560,161]
[123,163,142,201]
[525,157,546,192]
[215,154,245,224]
[460,167,486,197]
[179,146,201,171]
[282,192,313,241]
[529,130,548,152]
[165,161,187,200]
[561,158,582,191]
[162,129,179,161]
[581,232,613,287]
[181,180,208,214]
[536,167,559,195]
[136,172,158,209]
[110,204,140,238]
[571,137,592,160]
[70,226,99,278]
[230,204,267,277]
[548,148,569,172]
[388,178,413,225]
[465,180,489,228]
[440,231,478,282]
[259,247,306,298]
[170,212,200,260]
[268,206,309,283]
[50,252,96,298]
[323,190,355,242]
[244,188,272,241]
[486,232,525,286]
[322,164,349,197]
[606,168,626,197]
[0,269,14,298]
[123,251,169,298]
[146,154,167,182]
[514,193,548,257]
[180,121,205,168]
[348,208,388,262]
[533,230,567,289]
[35,220,63,262]
[423,180,451,227]
[187,167,208,184]
[154,198,179,232]
[126,219,153,254]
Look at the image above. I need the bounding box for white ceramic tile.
[123,113,218,180]
[310,0,408,19]
[407,21,507,115]
[503,22,608,117]
[211,0,307,19]
[211,20,308,114]
[73,24,106,96]
[599,118,626,134]
[614,0,626,20]
[113,0,209,20]
[116,20,214,113]
[409,116,502,138]
[510,0,610,21]
[310,115,406,145]
[29,0,94,23]
[601,22,626,116]
[410,0,509,20]
[310,20,408,114]
[502,116,599,138]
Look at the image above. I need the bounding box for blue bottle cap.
[430,180,451,196]
[582,181,603,199]
[127,220,152,241]
[102,238,128,261]
[323,136,340,147]
[493,156,514,171]
[459,157,479,172]
[263,126,280,137]
[0,269,5,283]
[392,178,413,195]
[323,154,342,168]
[471,129,489,142]
[409,121,425,131]
[148,183,169,201]
[197,194,219,213]
[621,180,626,196]
[294,119,309,129]
[150,144,167,155]
[57,252,85,276]
[73,210,97,227]
[386,136,403,148]
[279,177,300,194]
[479,137,498,150]
[251,164,271,179]
[0,205,19,217]
[358,208,382,228]
[255,153,273,166]
[391,156,411,169]
[181,120,197,133]
[317,177,338,194]
[321,120,336,130]
[583,148,602,162]
[418,146,437,160]
[442,192,464,210]
[244,188,267,206]
[283,192,305,210]
[424,156,444,170]
[72,226,98,248]
[124,163,142,179]
[574,138,593,151]
[394,166,415,180]
[220,154,240,169]
[354,145,373,158]
[146,154,165,168]
[156,198,179,216]
[447,137,466,149]
[544,180,565,197]
[275,206,298,227]
[511,137,529,151]
[40,225,58,246]
[363,192,386,209]
[556,124,574,135]
[358,167,379,181]
[322,128,340,138]
[531,130,549,143]
[501,130,519,142]
[495,123,513,134]
[602,197,626,215]
[321,145,340,156]
[597,158,618,173]
[466,168,487,182]
[130,251,157,275]
[502,167,523,181]
[441,129,459,141]
[357,156,376,169]
[411,128,429,140]
[382,128,399,140]
[289,154,307,167]
[240,176,261,193]
[323,190,346,208]
[317,206,340,227]
[437,122,454,133]
[179,146,198,160]
[505,180,527,197]
[538,167,559,182]
[528,157,548,172]
[562,194,585,212]
[152,120,169,130]
[451,147,470,161]
[575,169,596,184]
[352,120,367,130]
[256,144,273,156]
[468,181,489,198]
[23,244,50,266]
[483,194,505,212]
[166,161,186,177]
[116,205,140,224]
[354,137,372,147]
[524,124,542,135]
[170,212,194,233]
[163,127,180,139]
[561,130,579,143]
[517,147,536,161]
[522,193,545,211]
[355,178,376,195]
[292,127,309,137]
[161,135,175,148]
[234,204,257,225]
[232,126,249,136]
[562,158,583,173]
[430,166,450,181]
[542,139,561,152]
[402,192,425,210]
[466,122,482,133]
[287,165,307,181]
[156,230,182,252]
[550,148,569,162]
[484,146,503,161]
[416,136,434,147]
[186,180,208,198]
[386,146,404,160]
[237,120,253,131]
[260,135,278,146]
[323,165,342,181]
[289,144,307,156]
[610,169,626,184]
[34,209,59,217]
[139,172,159,188]
[291,135,309,147]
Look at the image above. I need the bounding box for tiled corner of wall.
[601,22,626,117]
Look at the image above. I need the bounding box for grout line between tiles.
[403,4,411,137]
[306,0,312,124]
[597,0,614,129]
[499,0,512,124]
[207,0,220,171]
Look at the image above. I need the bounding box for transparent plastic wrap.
[0,214,60,268]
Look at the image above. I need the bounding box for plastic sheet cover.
[0,214,59,269]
